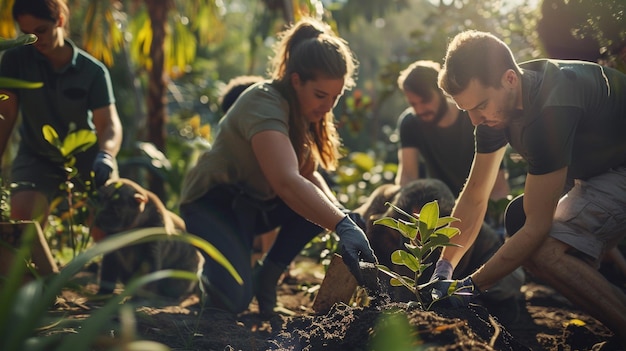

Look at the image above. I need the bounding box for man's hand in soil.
[430,276,480,308]
[335,215,378,285]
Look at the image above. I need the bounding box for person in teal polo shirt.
[0,0,122,230]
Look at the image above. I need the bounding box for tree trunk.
[144,0,172,199]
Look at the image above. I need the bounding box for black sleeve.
[476,125,507,154]
[525,106,581,175]
[397,109,420,149]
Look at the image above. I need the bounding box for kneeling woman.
[179,17,376,314]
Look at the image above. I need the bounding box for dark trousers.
[180,184,323,313]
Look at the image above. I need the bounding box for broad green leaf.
[419,201,440,230]
[391,250,420,272]
[421,234,451,255]
[418,219,432,243]
[0,34,37,51]
[373,217,399,230]
[397,220,418,240]
[385,202,418,224]
[376,264,397,276]
[436,215,460,228]
[387,274,415,291]
[41,125,62,150]
[418,261,433,275]
[434,226,460,239]
[61,130,97,157]
[0,77,43,89]
[377,265,413,289]
[404,243,423,261]
[390,277,404,287]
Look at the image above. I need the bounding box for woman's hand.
[335,216,378,284]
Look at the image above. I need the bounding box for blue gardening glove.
[431,276,479,308]
[92,151,117,188]
[430,258,454,282]
[335,216,378,285]
[335,202,366,231]
[344,210,366,231]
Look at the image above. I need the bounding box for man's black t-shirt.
[476,59,626,180]
[398,107,475,196]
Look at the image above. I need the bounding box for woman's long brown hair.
[269,18,357,172]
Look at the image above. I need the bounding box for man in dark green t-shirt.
[430,30,626,344]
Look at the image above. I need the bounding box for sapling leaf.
[373,217,400,230]
[420,201,440,229]
[436,216,460,228]
[378,267,415,290]
[62,130,97,157]
[392,275,416,287]
[397,220,418,240]
[418,219,431,243]
[423,233,453,250]
[434,226,460,238]
[391,250,420,272]
[384,202,418,224]
[42,125,62,150]
[403,243,423,261]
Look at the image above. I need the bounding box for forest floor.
[49,255,624,351]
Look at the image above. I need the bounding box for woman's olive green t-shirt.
[180,81,290,204]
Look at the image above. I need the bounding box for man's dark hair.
[397,60,441,102]
[219,75,264,113]
[439,30,521,96]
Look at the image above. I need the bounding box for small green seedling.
[373,200,461,309]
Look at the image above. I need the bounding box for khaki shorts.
[551,166,626,266]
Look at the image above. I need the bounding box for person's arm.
[252,130,345,230]
[252,130,377,277]
[441,146,507,267]
[395,146,420,186]
[471,166,566,290]
[91,104,123,186]
[92,104,122,157]
[0,89,19,158]
[306,170,342,207]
